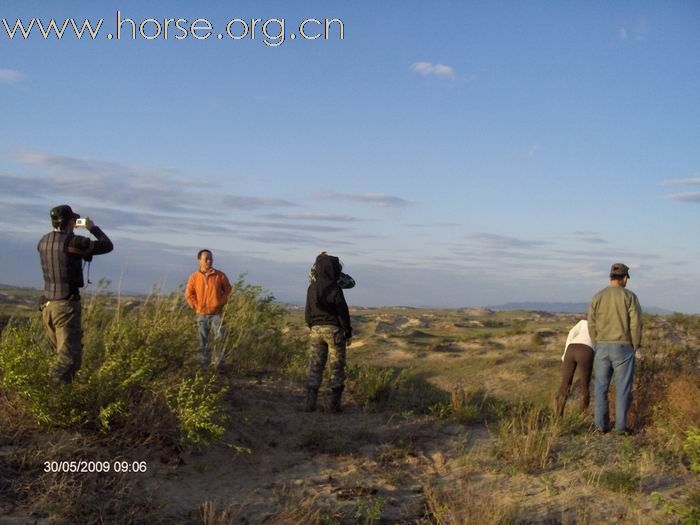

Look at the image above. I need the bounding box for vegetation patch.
[495,402,560,473]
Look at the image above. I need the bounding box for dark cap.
[610,263,630,278]
[50,205,80,223]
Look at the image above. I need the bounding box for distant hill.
[489,301,673,316]
[0,284,680,315]
[0,283,39,292]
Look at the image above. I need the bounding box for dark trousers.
[556,343,594,416]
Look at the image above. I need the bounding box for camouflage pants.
[307,325,346,390]
[42,299,82,383]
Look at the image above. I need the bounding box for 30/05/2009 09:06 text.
[43,460,148,473]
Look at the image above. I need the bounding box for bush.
[495,403,559,473]
[591,467,640,494]
[0,278,296,451]
[507,319,528,335]
[684,427,700,474]
[450,386,508,425]
[345,365,448,414]
[219,278,306,373]
[653,487,700,525]
[0,296,227,450]
[169,372,229,448]
[632,314,700,466]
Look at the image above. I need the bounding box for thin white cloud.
[664,177,700,186]
[15,148,197,213]
[0,68,24,84]
[573,231,608,244]
[410,62,454,79]
[468,232,548,250]
[261,212,363,222]
[222,195,299,210]
[313,191,414,208]
[618,17,649,42]
[664,192,700,203]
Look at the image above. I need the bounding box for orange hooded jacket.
[185,268,232,315]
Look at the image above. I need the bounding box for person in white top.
[556,317,595,416]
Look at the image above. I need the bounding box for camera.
[75,218,87,228]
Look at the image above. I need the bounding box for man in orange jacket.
[185,249,233,367]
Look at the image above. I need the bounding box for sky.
[1,1,699,312]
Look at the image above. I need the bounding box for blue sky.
[1,1,699,311]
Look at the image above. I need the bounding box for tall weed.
[495,403,559,473]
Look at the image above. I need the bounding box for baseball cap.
[610,263,630,278]
[50,205,80,223]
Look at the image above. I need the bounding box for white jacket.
[562,320,594,361]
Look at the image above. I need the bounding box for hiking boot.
[330,386,344,413]
[304,387,319,412]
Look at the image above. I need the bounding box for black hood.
[305,253,352,337]
[315,254,342,284]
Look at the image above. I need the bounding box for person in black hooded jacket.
[304,252,352,412]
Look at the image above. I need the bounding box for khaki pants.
[42,299,82,383]
[307,325,346,390]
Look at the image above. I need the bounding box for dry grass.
[199,500,243,525]
[269,491,340,524]
[0,432,163,524]
[495,403,560,473]
[424,482,520,525]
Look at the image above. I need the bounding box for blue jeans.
[594,342,635,432]
[197,314,224,366]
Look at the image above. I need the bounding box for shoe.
[304,387,318,413]
[615,428,634,436]
[330,386,344,413]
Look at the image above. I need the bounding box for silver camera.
[75,218,87,227]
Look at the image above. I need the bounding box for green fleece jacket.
[588,286,643,349]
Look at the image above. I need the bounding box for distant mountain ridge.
[0,284,680,315]
[489,301,674,316]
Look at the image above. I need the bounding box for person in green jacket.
[588,263,642,434]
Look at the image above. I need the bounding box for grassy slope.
[1,289,699,523]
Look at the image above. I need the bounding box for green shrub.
[220,278,305,373]
[346,365,448,414]
[0,281,299,450]
[507,319,528,335]
[0,321,59,425]
[684,427,700,474]
[169,372,228,448]
[594,467,640,494]
[450,386,509,425]
[653,488,700,525]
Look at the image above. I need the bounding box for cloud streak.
[222,195,299,210]
[664,192,700,203]
[16,149,199,214]
[260,212,364,222]
[410,62,455,79]
[573,231,608,244]
[468,232,548,250]
[664,177,700,186]
[313,191,413,208]
[0,68,24,84]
